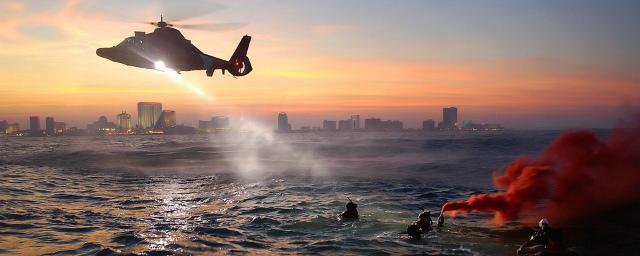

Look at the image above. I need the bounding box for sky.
[0,0,639,129]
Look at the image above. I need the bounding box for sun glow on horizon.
[0,0,638,129]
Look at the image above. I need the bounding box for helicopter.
[96,15,252,77]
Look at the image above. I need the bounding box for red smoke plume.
[442,125,640,224]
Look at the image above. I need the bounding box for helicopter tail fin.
[227,35,252,76]
[231,35,251,61]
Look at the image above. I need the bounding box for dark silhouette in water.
[339,197,359,220]
[406,224,421,239]
[518,218,570,256]
[415,208,432,232]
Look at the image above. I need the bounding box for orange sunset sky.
[1,0,639,129]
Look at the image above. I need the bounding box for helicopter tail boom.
[227,35,252,76]
[202,35,252,77]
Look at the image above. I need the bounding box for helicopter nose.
[96,48,110,58]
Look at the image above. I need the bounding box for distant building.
[198,120,210,131]
[461,120,480,130]
[277,112,291,131]
[350,115,360,129]
[365,118,403,131]
[338,119,352,131]
[65,127,87,136]
[199,116,230,132]
[87,116,116,134]
[5,123,19,134]
[459,119,505,131]
[462,120,473,129]
[54,122,66,135]
[484,123,505,130]
[0,120,7,134]
[364,118,381,130]
[152,110,177,132]
[422,119,436,131]
[161,110,177,128]
[137,102,162,129]
[380,120,403,131]
[163,124,197,135]
[45,117,55,135]
[322,120,337,130]
[211,116,229,129]
[116,111,132,130]
[29,116,40,133]
[441,107,458,130]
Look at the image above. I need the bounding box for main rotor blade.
[174,22,248,32]
[159,1,227,23]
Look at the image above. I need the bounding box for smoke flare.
[442,124,640,224]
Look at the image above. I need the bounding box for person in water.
[406,224,421,239]
[339,197,359,220]
[415,208,433,232]
[517,218,565,256]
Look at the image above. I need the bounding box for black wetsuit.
[340,202,359,219]
[407,224,421,239]
[340,209,359,219]
[415,211,432,232]
[415,218,432,232]
[532,227,564,249]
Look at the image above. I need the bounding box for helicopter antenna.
[155,14,168,28]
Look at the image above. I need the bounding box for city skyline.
[3,101,502,130]
[3,102,501,135]
[1,1,639,130]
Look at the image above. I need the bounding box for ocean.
[0,129,629,255]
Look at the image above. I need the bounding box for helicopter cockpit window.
[117,37,143,47]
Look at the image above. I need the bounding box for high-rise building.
[338,120,352,130]
[116,111,132,130]
[442,107,458,130]
[29,116,40,132]
[323,120,337,130]
[422,119,436,131]
[277,112,290,131]
[137,102,162,129]
[45,117,55,135]
[364,118,381,131]
[350,115,360,129]
[161,110,177,128]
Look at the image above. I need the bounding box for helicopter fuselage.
[96,27,252,77]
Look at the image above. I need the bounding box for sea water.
[0,130,617,255]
